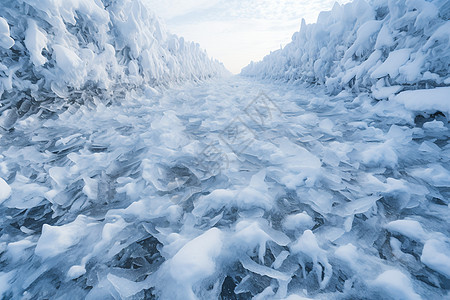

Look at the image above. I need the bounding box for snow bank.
[242,0,450,113]
[0,0,227,129]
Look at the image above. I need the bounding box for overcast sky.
[146,0,351,74]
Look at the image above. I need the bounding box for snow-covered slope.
[242,0,450,107]
[0,0,227,130]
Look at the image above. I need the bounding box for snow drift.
[0,0,227,129]
[242,0,450,109]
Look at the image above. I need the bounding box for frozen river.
[1,76,449,299]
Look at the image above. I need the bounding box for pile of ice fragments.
[242,0,450,112]
[0,0,227,131]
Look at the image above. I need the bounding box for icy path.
[0,77,449,299]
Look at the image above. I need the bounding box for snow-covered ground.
[0,76,449,299]
[1,0,450,299]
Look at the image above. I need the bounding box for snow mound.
[242,0,450,111]
[0,0,227,129]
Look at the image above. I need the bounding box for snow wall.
[242,0,450,111]
[0,0,228,129]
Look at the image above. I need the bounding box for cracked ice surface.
[0,77,449,299]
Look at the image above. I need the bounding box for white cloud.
[146,0,221,20]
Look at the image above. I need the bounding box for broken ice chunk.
[418,141,441,153]
[290,230,332,289]
[6,175,49,209]
[421,239,450,279]
[269,138,322,189]
[142,161,198,192]
[239,255,290,281]
[0,109,18,130]
[306,189,334,214]
[234,219,290,264]
[371,85,403,100]
[423,120,446,131]
[319,118,341,136]
[7,238,35,263]
[53,44,82,72]
[0,17,14,49]
[393,87,450,115]
[169,228,223,287]
[282,212,314,231]
[192,189,237,217]
[236,170,273,210]
[0,271,15,299]
[371,270,421,300]
[360,142,398,168]
[67,265,86,280]
[409,164,450,187]
[371,49,411,79]
[385,219,427,242]
[25,19,48,66]
[0,177,11,204]
[107,274,151,298]
[334,243,359,266]
[49,166,72,188]
[272,250,290,270]
[35,215,96,259]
